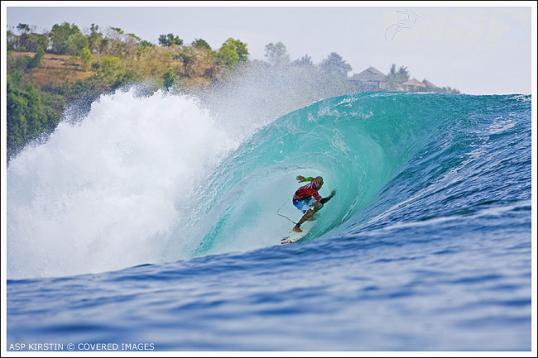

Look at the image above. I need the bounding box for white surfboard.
[280,219,314,245]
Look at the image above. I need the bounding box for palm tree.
[386,64,410,90]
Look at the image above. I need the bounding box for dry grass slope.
[10,51,95,87]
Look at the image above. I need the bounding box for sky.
[6,4,533,94]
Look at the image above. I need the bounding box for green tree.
[27,47,45,69]
[97,55,126,85]
[138,40,153,50]
[397,65,410,83]
[110,27,124,35]
[387,64,398,88]
[104,27,127,56]
[217,38,249,68]
[292,54,314,67]
[177,51,194,77]
[7,72,61,158]
[66,31,89,56]
[27,33,49,52]
[192,38,211,50]
[217,45,238,68]
[158,33,183,47]
[162,69,177,90]
[13,23,48,52]
[17,23,31,34]
[123,33,141,57]
[264,42,290,66]
[10,24,31,51]
[80,47,92,71]
[136,40,154,56]
[386,64,410,88]
[49,22,87,55]
[88,24,103,54]
[319,52,352,79]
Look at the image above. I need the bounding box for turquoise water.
[7,92,532,351]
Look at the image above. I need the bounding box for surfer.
[292,175,335,232]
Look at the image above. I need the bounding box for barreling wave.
[178,92,493,256]
[7,89,529,279]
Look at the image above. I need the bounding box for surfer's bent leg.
[293,202,323,232]
[294,210,313,232]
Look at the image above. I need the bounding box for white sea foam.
[7,89,242,278]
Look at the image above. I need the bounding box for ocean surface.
[7,91,532,351]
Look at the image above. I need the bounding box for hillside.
[9,51,95,87]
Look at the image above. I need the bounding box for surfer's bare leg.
[293,202,323,232]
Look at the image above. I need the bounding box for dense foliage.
[7,71,63,157]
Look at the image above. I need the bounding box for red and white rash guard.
[294,179,321,201]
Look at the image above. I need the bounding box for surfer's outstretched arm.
[320,190,336,204]
[296,175,314,183]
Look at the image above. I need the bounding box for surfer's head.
[314,176,324,189]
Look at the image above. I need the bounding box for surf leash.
[276,200,298,225]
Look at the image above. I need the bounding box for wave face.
[7,92,531,350]
[187,92,466,255]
